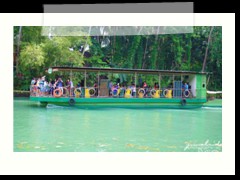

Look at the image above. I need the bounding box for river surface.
[14,98,222,152]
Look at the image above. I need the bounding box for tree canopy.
[14,26,222,91]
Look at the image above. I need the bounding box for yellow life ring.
[74,88,82,98]
[138,88,145,98]
[88,87,96,97]
[150,89,156,97]
[53,89,63,98]
[156,90,161,97]
[164,89,172,98]
[125,88,132,98]
[85,88,90,98]
[151,89,160,98]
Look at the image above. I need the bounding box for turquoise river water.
[14,98,222,152]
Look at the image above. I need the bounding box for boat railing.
[30,85,197,99]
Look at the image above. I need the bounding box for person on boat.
[70,79,74,96]
[143,82,148,97]
[143,82,147,88]
[57,78,63,93]
[77,81,81,88]
[73,81,81,97]
[53,79,58,89]
[66,79,71,93]
[184,82,189,91]
[154,82,160,90]
[43,80,49,96]
[31,78,36,86]
[94,82,98,96]
[120,85,126,97]
[138,77,143,88]
[131,83,136,97]
[184,82,189,97]
[30,78,36,92]
[49,79,56,96]
[30,78,36,96]
[38,76,45,96]
[181,81,185,97]
[48,79,53,96]
[34,78,40,96]
[108,81,113,96]
[116,83,119,89]
[111,84,116,93]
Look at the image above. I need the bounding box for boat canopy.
[47,66,208,76]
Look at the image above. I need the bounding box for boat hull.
[30,97,206,109]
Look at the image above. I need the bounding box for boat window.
[202,84,205,88]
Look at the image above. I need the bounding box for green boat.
[30,67,208,109]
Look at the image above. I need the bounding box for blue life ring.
[112,88,118,96]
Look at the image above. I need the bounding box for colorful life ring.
[138,88,145,95]
[53,89,63,98]
[112,88,119,97]
[164,89,172,98]
[138,88,145,98]
[151,89,160,98]
[163,89,168,97]
[150,89,156,97]
[184,90,190,98]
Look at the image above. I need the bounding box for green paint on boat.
[30,97,206,109]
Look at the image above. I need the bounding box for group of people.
[30,76,191,98]
[30,76,74,96]
[108,81,161,98]
[108,81,137,97]
[182,82,191,97]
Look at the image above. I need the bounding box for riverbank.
[14,90,30,97]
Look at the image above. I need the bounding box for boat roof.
[49,66,208,75]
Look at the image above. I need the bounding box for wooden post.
[158,74,161,90]
[181,75,183,98]
[84,70,87,88]
[173,75,175,97]
[135,72,137,98]
[98,71,100,97]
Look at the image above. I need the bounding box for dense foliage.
[14,26,222,91]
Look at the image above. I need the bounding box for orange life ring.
[53,89,63,98]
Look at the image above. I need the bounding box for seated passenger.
[131,84,136,97]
